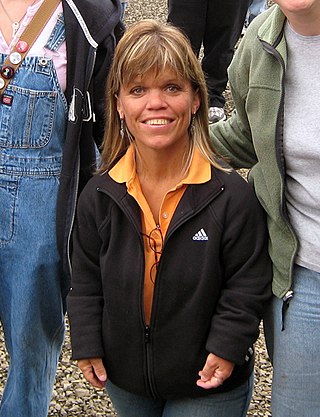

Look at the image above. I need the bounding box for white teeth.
[145,119,170,125]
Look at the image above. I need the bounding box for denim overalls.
[0,14,66,417]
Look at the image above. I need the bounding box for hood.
[64,0,122,44]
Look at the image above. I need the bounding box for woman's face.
[116,67,200,155]
[274,0,320,27]
[274,0,319,11]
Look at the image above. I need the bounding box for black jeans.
[168,0,250,107]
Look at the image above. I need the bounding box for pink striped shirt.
[0,0,67,92]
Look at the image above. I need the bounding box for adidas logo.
[192,228,209,241]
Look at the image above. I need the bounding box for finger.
[198,362,218,382]
[83,367,106,389]
[78,359,107,389]
[198,365,221,382]
[91,358,107,383]
[196,375,223,389]
[201,352,229,378]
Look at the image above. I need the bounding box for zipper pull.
[145,325,151,343]
[68,88,77,122]
[281,290,294,331]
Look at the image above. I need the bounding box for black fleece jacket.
[68,165,272,399]
[56,0,122,296]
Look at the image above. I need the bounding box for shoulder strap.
[0,0,61,99]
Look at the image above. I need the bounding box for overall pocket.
[0,85,58,149]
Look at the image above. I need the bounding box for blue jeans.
[264,264,320,417]
[0,16,67,417]
[247,0,268,24]
[120,2,128,19]
[106,375,253,417]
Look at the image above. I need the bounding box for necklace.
[0,0,31,38]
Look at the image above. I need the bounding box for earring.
[189,112,196,134]
[120,118,124,139]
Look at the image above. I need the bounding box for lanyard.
[0,0,60,100]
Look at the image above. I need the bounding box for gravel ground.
[0,0,273,415]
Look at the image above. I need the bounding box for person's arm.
[205,172,272,367]
[209,111,257,170]
[209,29,258,170]
[67,184,106,365]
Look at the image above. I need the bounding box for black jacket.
[57,0,122,296]
[68,165,272,399]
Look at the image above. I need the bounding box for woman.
[67,19,271,417]
[209,1,320,415]
[0,0,121,416]
[167,0,250,123]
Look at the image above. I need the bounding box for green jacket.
[210,5,297,300]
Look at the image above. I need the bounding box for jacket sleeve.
[67,185,105,360]
[209,24,260,170]
[206,172,272,365]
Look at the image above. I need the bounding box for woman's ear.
[192,90,201,114]
[116,94,124,119]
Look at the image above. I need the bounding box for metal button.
[38,57,49,67]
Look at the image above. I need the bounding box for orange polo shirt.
[109,145,211,323]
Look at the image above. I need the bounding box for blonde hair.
[99,19,227,172]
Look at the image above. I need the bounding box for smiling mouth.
[144,119,171,125]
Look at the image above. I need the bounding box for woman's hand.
[77,358,107,389]
[196,353,234,389]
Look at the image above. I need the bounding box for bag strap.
[0,0,61,99]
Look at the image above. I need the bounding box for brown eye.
[166,85,180,93]
[131,87,144,95]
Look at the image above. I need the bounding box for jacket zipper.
[144,325,158,397]
[261,38,297,316]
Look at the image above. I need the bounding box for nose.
[146,89,167,109]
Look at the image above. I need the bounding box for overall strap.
[0,0,61,99]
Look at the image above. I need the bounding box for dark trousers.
[168,0,250,107]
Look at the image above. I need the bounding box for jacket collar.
[96,165,225,237]
[258,5,288,61]
[168,170,224,235]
